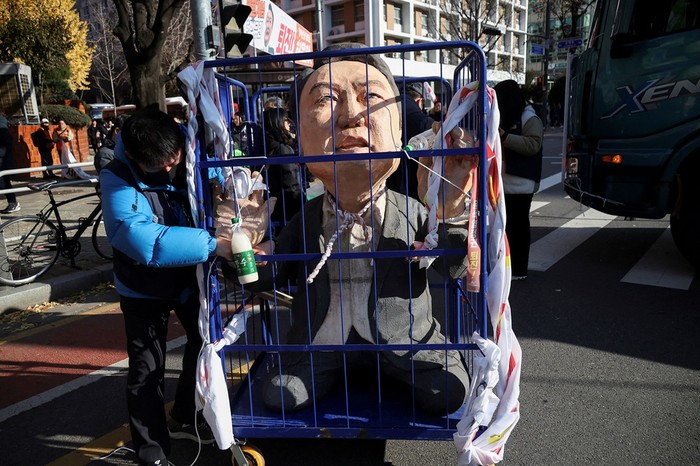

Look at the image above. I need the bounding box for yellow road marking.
[46,423,131,466]
[46,361,252,464]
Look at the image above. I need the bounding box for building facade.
[279,0,530,84]
[526,1,595,82]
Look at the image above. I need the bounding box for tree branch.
[112,0,132,43]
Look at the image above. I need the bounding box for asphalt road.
[1,128,698,466]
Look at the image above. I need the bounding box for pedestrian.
[33,118,58,178]
[264,95,283,110]
[87,119,102,151]
[247,43,473,415]
[52,119,74,154]
[494,79,544,280]
[52,119,76,178]
[230,111,246,155]
[0,111,20,214]
[94,114,128,174]
[386,81,436,200]
[262,107,304,231]
[99,108,233,466]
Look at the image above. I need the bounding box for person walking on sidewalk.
[52,119,76,178]
[0,112,20,214]
[94,114,128,174]
[99,108,233,466]
[495,79,544,280]
[52,119,74,153]
[34,118,57,178]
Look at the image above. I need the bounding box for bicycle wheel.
[0,216,61,286]
[91,213,113,260]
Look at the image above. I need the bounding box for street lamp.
[482,25,502,71]
[482,26,502,36]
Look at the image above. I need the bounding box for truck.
[564,0,700,268]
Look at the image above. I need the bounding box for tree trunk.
[128,53,166,111]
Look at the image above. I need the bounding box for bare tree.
[162,1,195,92]
[435,0,506,63]
[87,0,130,105]
[533,0,596,40]
[112,0,189,110]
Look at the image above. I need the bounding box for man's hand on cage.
[416,122,475,220]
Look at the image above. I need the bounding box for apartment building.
[280,0,529,84]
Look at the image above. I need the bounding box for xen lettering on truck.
[601,77,700,119]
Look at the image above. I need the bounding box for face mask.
[141,170,171,186]
[140,162,182,185]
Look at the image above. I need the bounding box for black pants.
[505,193,534,277]
[0,175,16,204]
[120,292,202,463]
[39,150,55,177]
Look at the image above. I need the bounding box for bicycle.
[0,180,112,286]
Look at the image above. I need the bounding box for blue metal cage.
[196,41,490,450]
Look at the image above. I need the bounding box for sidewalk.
[0,168,113,314]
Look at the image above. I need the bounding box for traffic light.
[537,75,546,91]
[221,0,253,58]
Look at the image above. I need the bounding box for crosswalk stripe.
[530,201,549,212]
[537,172,562,193]
[621,228,695,290]
[528,209,617,272]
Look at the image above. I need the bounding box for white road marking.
[528,209,617,272]
[537,172,562,193]
[530,201,549,212]
[621,228,696,290]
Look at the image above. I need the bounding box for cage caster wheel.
[232,443,264,466]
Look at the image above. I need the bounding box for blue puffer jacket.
[99,135,217,301]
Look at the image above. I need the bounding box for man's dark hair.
[494,79,528,131]
[108,114,130,140]
[120,108,184,168]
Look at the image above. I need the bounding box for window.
[394,4,403,26]
[630,0,700,39]
[420,11,429,34]
[354,0,364,23]
[331,5,344,27]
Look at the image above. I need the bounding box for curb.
[0,264,113,314]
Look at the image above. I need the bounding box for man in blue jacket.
[100,108,232,466]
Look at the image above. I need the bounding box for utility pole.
[315,0,325,51]
[542,0,551,128]
[191,0,214,61]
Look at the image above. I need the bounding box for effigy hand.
[416,121,475,220]
[213,172,277,246]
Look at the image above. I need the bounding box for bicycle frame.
[39,188,103,264]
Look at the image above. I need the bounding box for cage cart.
[192,41,496,466]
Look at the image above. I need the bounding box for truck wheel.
[670,172,699,269]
